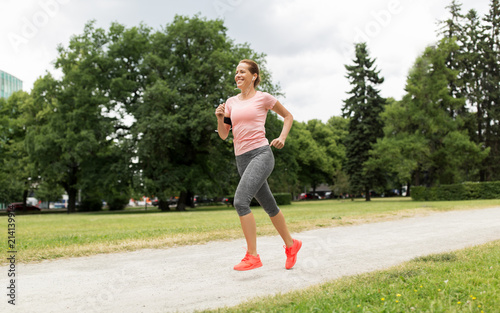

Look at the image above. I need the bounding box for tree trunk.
[176,190,194,211]
[65,164,79,213]
[365,186,371,201]
[22,188,28,210]
[159,199,170,211]
[413,169,421,187]
[67,186,78,213]
[477,103,486,182]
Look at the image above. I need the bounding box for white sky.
[0,0,492,122]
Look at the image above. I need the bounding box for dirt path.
[2,207,500,313]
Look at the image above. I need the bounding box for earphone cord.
[240,77,255,97]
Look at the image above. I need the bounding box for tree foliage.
[371,39,488,190]
[342,43,386,200]
[25,22,146,212]
[438,0,500,181]
[480,0,500,180]
[0,92,33,204]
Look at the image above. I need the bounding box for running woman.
[215,59,302,271]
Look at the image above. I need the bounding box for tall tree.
[342,43,385,201]
[439,0,467,115]
[438,0,500,181]
[370,39,488,189]
[481,0,500,180]
[26,22,136,212]
[461,9,489,180]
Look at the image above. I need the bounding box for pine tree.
[438,0,467,117]
[342,43,385,201]
[438,0,499,182]
[461,9,489,180]
[439,0,464,40]
[481,0,500,180]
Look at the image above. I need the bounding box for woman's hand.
[215,103,225,118]
[270,137,286,149]
[269,100,293,150]
[216,103,230,140]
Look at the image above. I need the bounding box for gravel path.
[2,207,500,313]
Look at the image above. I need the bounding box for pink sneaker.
[284,239,302,269]
[234,253,263,271]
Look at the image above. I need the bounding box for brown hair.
[239,59,261,88]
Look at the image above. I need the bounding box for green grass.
[1,198,499,264]
[204,240,500,313]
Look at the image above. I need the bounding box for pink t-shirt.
[225,91,277,156]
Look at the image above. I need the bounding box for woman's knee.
[233,197,252,217]
[265,207,280,218]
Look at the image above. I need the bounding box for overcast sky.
[0,0,492,122]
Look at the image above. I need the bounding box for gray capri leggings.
[234,145,280,217]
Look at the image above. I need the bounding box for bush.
[273,193,292,205]
[77,198,103,212]
[411,181,500,201]
[410,186,426,201]
[107,195,129,211]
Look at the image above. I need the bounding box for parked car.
[299,193,322,200]
[222,197,233,206]
[7,202,42,213]
[152,197,178,206]
[193,195,213,206]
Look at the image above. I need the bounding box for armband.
[224,117,232,126]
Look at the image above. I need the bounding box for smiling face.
[235,62,257,90]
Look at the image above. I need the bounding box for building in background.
[0,70,23,99]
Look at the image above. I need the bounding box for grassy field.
[2,198,500,264]
[204,240,500,313]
